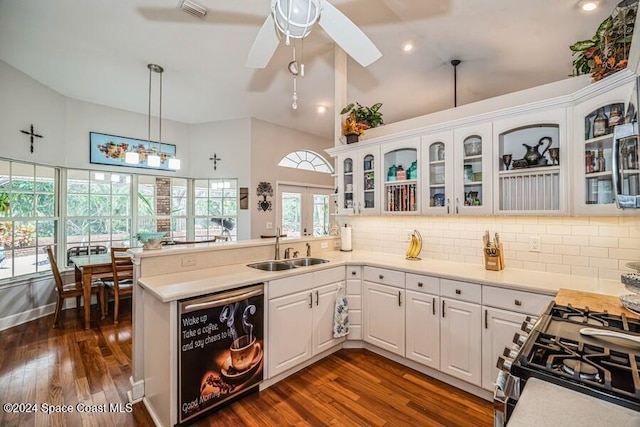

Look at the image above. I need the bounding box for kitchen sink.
[286,257,330,267]
[247,260,297,271]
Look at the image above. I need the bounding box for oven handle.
[182,287,264,312]
[493,371,508,427]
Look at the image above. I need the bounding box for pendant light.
[146,63,181,170]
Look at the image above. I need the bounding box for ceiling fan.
[246,0,382,69]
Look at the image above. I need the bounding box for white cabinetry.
[268,268,346,377]
[481,286,554,390]
[439,279,482,386]
[493,108,568,214]
[453,122,493,215]
[381,137,421,213]
[336,147,380,215]
[405,273,440,369]
[362,267,405,356]
[421,131,454,214]
[573,80,635,215]
[346,265,363,340]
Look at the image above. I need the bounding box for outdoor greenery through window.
[66,170,131,266]
[194,179,238,241]
[138,176,188,241]
[0,160,57,279]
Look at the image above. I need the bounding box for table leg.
[82,267,92,329]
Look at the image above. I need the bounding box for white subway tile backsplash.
[347,215,638,280]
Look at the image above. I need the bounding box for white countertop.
[507,378,640,426]
[136,249,628,302]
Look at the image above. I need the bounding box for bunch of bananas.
[405,231,422,259]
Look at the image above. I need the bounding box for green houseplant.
[340,102,384,143]
[570,0,637,81]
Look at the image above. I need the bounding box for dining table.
[70,252,127,329]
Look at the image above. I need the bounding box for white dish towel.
[333,295,350,338]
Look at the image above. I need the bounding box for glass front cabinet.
[421,131,454,214]
[453,122,493,215]
[573,81,636,215]
[493,108,567,215]
[381,137,420,214]
[336,147,380,215]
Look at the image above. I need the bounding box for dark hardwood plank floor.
[0,302,493,426]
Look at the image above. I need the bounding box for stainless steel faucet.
[274,228,280,260]
[306,242,311,257]
[284,247,294,259]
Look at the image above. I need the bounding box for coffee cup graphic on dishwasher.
[230,335,258,371]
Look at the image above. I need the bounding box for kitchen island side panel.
[143,289,177,426]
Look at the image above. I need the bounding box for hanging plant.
[570,0,637,81]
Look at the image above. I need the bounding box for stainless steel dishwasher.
[177,284,264,425]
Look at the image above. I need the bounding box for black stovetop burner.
[511,302,640,412]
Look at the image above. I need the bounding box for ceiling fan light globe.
[273,0,320,39]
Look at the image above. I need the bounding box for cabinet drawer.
[363,267,405,288]
[346,279,361,296]
[269,272,314,300]
[406,273,439,295]
[314,267,345,286]
[349,310,362,325]
[346,265,361,279]
[348,295,362,310]
[440,279,481,304]
[483,286,554,315]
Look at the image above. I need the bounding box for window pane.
[313,194,329,236]
[194,198,208,216]
[67,194,89,216]
[282,192,302,238]
[90,194,111,216]
[12,193,35,217]
[35,193,55,217]
[112,195,130,216]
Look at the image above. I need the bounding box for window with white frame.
[137,175,188,241]
[194,179,238,241]
[65,169,131,266]
[0,160,58,279]
[278,150,334,173]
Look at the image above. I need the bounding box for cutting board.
[555,289,639,319]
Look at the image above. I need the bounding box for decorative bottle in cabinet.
[593,108,608,137]
[382,138,420,213]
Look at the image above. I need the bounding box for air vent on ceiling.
[177,0,207,20]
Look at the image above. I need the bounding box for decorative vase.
[345,134,359,144]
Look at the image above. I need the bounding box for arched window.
[278,150,334,174]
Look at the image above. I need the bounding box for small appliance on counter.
[340,224,352,252]
[493,301,640,426]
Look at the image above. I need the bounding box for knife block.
[484,243,505,271]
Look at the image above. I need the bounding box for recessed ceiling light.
[578,1,598,11]
[402,42,414,53]
[317,105,327,113]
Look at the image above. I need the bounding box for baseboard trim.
[143,397,162,427]
[128,376,145,403]
[0,302,56,331]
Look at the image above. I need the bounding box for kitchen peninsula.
[129,237,631,426]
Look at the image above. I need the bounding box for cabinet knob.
[418,282,423,287]
[379,274,384,280]
[351,271,356,276]
[514,299,522,306]
[455,289,461,295]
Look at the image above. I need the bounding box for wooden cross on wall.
[20,124,43,153]
[209,153,222,171]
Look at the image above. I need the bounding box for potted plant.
[570,0,637,81]
[340,102,384,143]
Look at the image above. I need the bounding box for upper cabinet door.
[421,131,454,215]
[453,122,493,215]
[492,107,568,215]
[336,154,356,215]
[572,80,635,215]
[380,137,421,214]
[357,147,380,215]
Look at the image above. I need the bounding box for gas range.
[494,302,640,425]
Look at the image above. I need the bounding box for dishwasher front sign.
[177,284,264,425]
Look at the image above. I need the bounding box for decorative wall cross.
[20,124,43,153]
[209,153,222,171]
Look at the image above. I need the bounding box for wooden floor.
[0,302,493,427]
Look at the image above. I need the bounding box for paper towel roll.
[340,225,352,252]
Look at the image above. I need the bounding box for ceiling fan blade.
[318,1,382,67]
[246,14,280,68]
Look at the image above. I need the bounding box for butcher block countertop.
[555,288,639,319]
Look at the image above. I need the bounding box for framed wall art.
[89,132,177,171]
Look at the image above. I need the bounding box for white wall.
[250,118,334,238]
[347,215,640,281]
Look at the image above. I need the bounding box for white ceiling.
[0,0,615,139]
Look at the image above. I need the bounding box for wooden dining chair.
[46,246,103,328]
[101,247,134,324]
